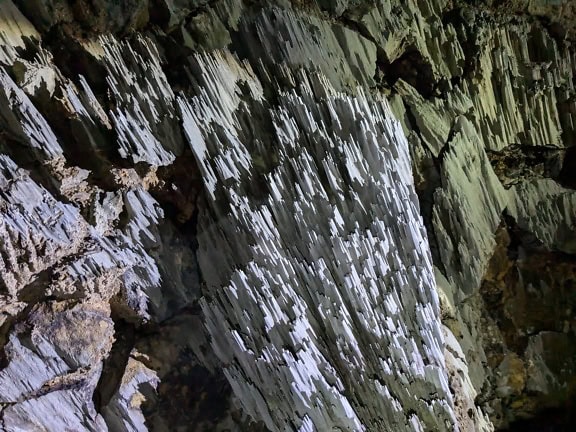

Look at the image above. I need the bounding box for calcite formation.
[0,0,574,431]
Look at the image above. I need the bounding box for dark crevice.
[0,132,64,200]
[43,26,109,96]
[559,145,576,189]
[502,406,575,432]
[93,318,135,412]
[155,33,196,93]
[149,0,222,31]
[502,211,547,255]
[402,103,445,274]
[436,119,460,164]
[134,313,237,430]
[441,6,481,81]
[12,36,42,62]
[479,213,576,428]
[385,48,436,99]
[415,182,443,270]
[148,147,203,226]
[487,144,566,188]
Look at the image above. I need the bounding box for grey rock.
[181,51,457,431]
[0,1,41,65]
[508,179,576,253]
[0,155,88,297]
[181,7,232,51]
[13,0,149,33]
[0,302,113,432]
[432,116,507,298]
[0,68,63,159]
[237,7,377,91]
[102,354,159,432]
[97,34,184,166]
[0,0,575,430]
[156,0,211,30]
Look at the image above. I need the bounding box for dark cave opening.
[503,405,576,432]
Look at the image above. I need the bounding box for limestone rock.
[181,51,457,430]
[0,302,112,431]
[508,179,576,253]
[0,1,40,65]
[0,155,88,297]
[0,0,574,431]
[432,116,507,298]
[13,0,149,33]
[101,354,159,432]
[237,7,377,91]
[96,34,184,165]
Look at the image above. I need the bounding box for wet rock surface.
[0,0,574,431]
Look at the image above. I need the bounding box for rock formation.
[0,0,574,431]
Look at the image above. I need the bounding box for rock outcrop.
[0,0,575,431]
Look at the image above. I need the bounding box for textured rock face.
[0,0,575,431]
[183,57,455,430]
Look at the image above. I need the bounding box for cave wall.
[0,0,575,430]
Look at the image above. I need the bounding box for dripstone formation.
[0,1,575,431]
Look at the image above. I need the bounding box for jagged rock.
[154,0,211,30]
[474,221,576,427]
[394,79,473,156]
[0,0,575,431]
[0,68,63,159]
[134,314,241,431]
[487,144,565,188]
[95,34,184,166]
[101,353,159,432]
[1,382,108,432]
[179,7,232,51]
[433,115,507,297]
[0,0,40,65]
[13,0,149,33]
[475,0,576,40]
[181,51,458,430]
[0,155,88,297]
[350,0,466,79]
[524,331,576,395]
[0,301,112,431]
[460,20,572,151]
[508,179,576,253]
[236,7,377,91]
[443,325,493,432]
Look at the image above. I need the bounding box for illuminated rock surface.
[0,0,575,431]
